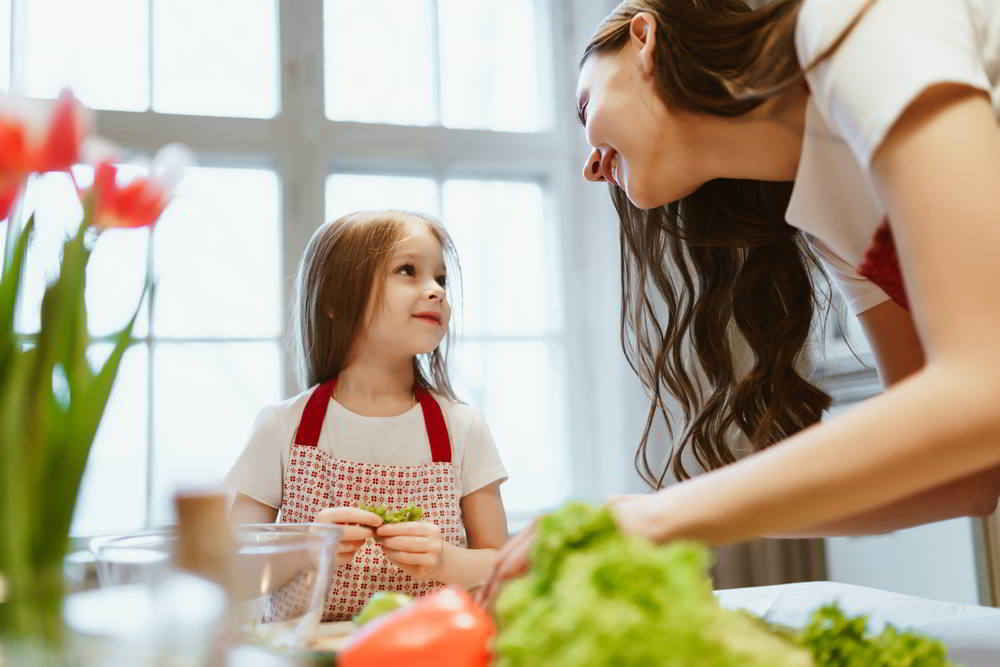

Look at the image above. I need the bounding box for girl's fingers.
[382,549,437,566]
[336,539,366,554]
[338,525,376,542]
[375,521,436,538]
[315,507,384,527]
[378,535,432,552]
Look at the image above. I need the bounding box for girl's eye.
[396,263,416,277]
[435,275,447,288]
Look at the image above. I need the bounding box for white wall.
[826,519,982,605]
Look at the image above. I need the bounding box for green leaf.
[0,348,38,579]
[42,293,141,560]
[0,217,35,370]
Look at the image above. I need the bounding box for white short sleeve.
[457,409,508,497]
[798,0,992,168]
[224,406,286,509]
[808,235,890,315]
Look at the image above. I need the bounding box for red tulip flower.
[91,144,189,230]
[0,89,88,219]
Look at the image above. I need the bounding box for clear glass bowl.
[89,522,341,649]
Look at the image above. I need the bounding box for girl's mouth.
[413,313,443,325]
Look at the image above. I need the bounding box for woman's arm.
[377,481,508,589]
[612,85,1000,545]
[775,299,1000,536]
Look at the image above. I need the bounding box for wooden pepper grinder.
[173,488,235,592]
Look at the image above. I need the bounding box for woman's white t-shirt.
[786,0,1000,314]
[225,389,509,510]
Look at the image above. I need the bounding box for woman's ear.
[630,12,658,75]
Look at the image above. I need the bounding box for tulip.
[0,90,88,219]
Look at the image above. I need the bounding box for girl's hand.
[474,519,537,608]
[315,507,384,566]
[375,521,445,580]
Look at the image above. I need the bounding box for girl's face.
[576,15,710,208]
[362,221,451,359]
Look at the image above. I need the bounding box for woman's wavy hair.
[291,210,460,401]
[582,0,876,487]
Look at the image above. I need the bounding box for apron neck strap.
[294,379,335,447]
[416,386,452,463]
[294,379,452,463]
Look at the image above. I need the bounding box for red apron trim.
[294,379,335,447]
[416,386,452,463]
[293,379,452,463]
[858,219,910,311]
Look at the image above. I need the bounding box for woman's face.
[576,15,710,208]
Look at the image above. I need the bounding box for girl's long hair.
[291,210,460,400]
[583,0,876,487]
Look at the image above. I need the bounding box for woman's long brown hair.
[583,0,876,487]
[291,210,460,400]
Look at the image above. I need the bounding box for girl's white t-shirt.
[225,389,509,510]
[786,0,1000,314]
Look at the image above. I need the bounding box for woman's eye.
[396,263,416,277]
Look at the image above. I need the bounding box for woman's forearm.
[772,465,1000,537]
[433,543,500,589]
[646,362,1000,545]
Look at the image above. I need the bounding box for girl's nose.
[583,147,605,183]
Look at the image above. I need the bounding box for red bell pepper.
[338,588,494,667]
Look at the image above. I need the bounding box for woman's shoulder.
[796,0,994,168]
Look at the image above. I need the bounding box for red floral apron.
[267,379,465,622]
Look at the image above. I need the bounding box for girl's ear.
[630,12,658,76]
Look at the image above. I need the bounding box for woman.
[480,0,1000,601]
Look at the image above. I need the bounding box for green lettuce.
[494,502,812,667]
[353,591,413,626]
[494,502,952,667]
[359,503,424,524]
[799,604,951,666]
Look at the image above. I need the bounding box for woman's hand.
[474,519,537,608]
[376,521,446,580]
[606,493,667,542]
[315,507,383,566]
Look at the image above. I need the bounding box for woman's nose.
[583,147,605,183]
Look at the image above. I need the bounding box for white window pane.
[452,341,570,514]
[153,0,278,118]
[443,179,560,336]
[439,0,543,132]
[16,169,150,337]
[71,344,149,536]
[153,167,281,338]
[0,0,10,91]
[151,342,282,525]
[325,0,435,125]
[24,0,148,111]
[326,174,438,222]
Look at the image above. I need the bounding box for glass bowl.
[89,522,341,648]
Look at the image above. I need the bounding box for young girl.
[483,0,1000,598]
[226,210,508,621]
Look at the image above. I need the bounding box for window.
[1,0,598,534]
